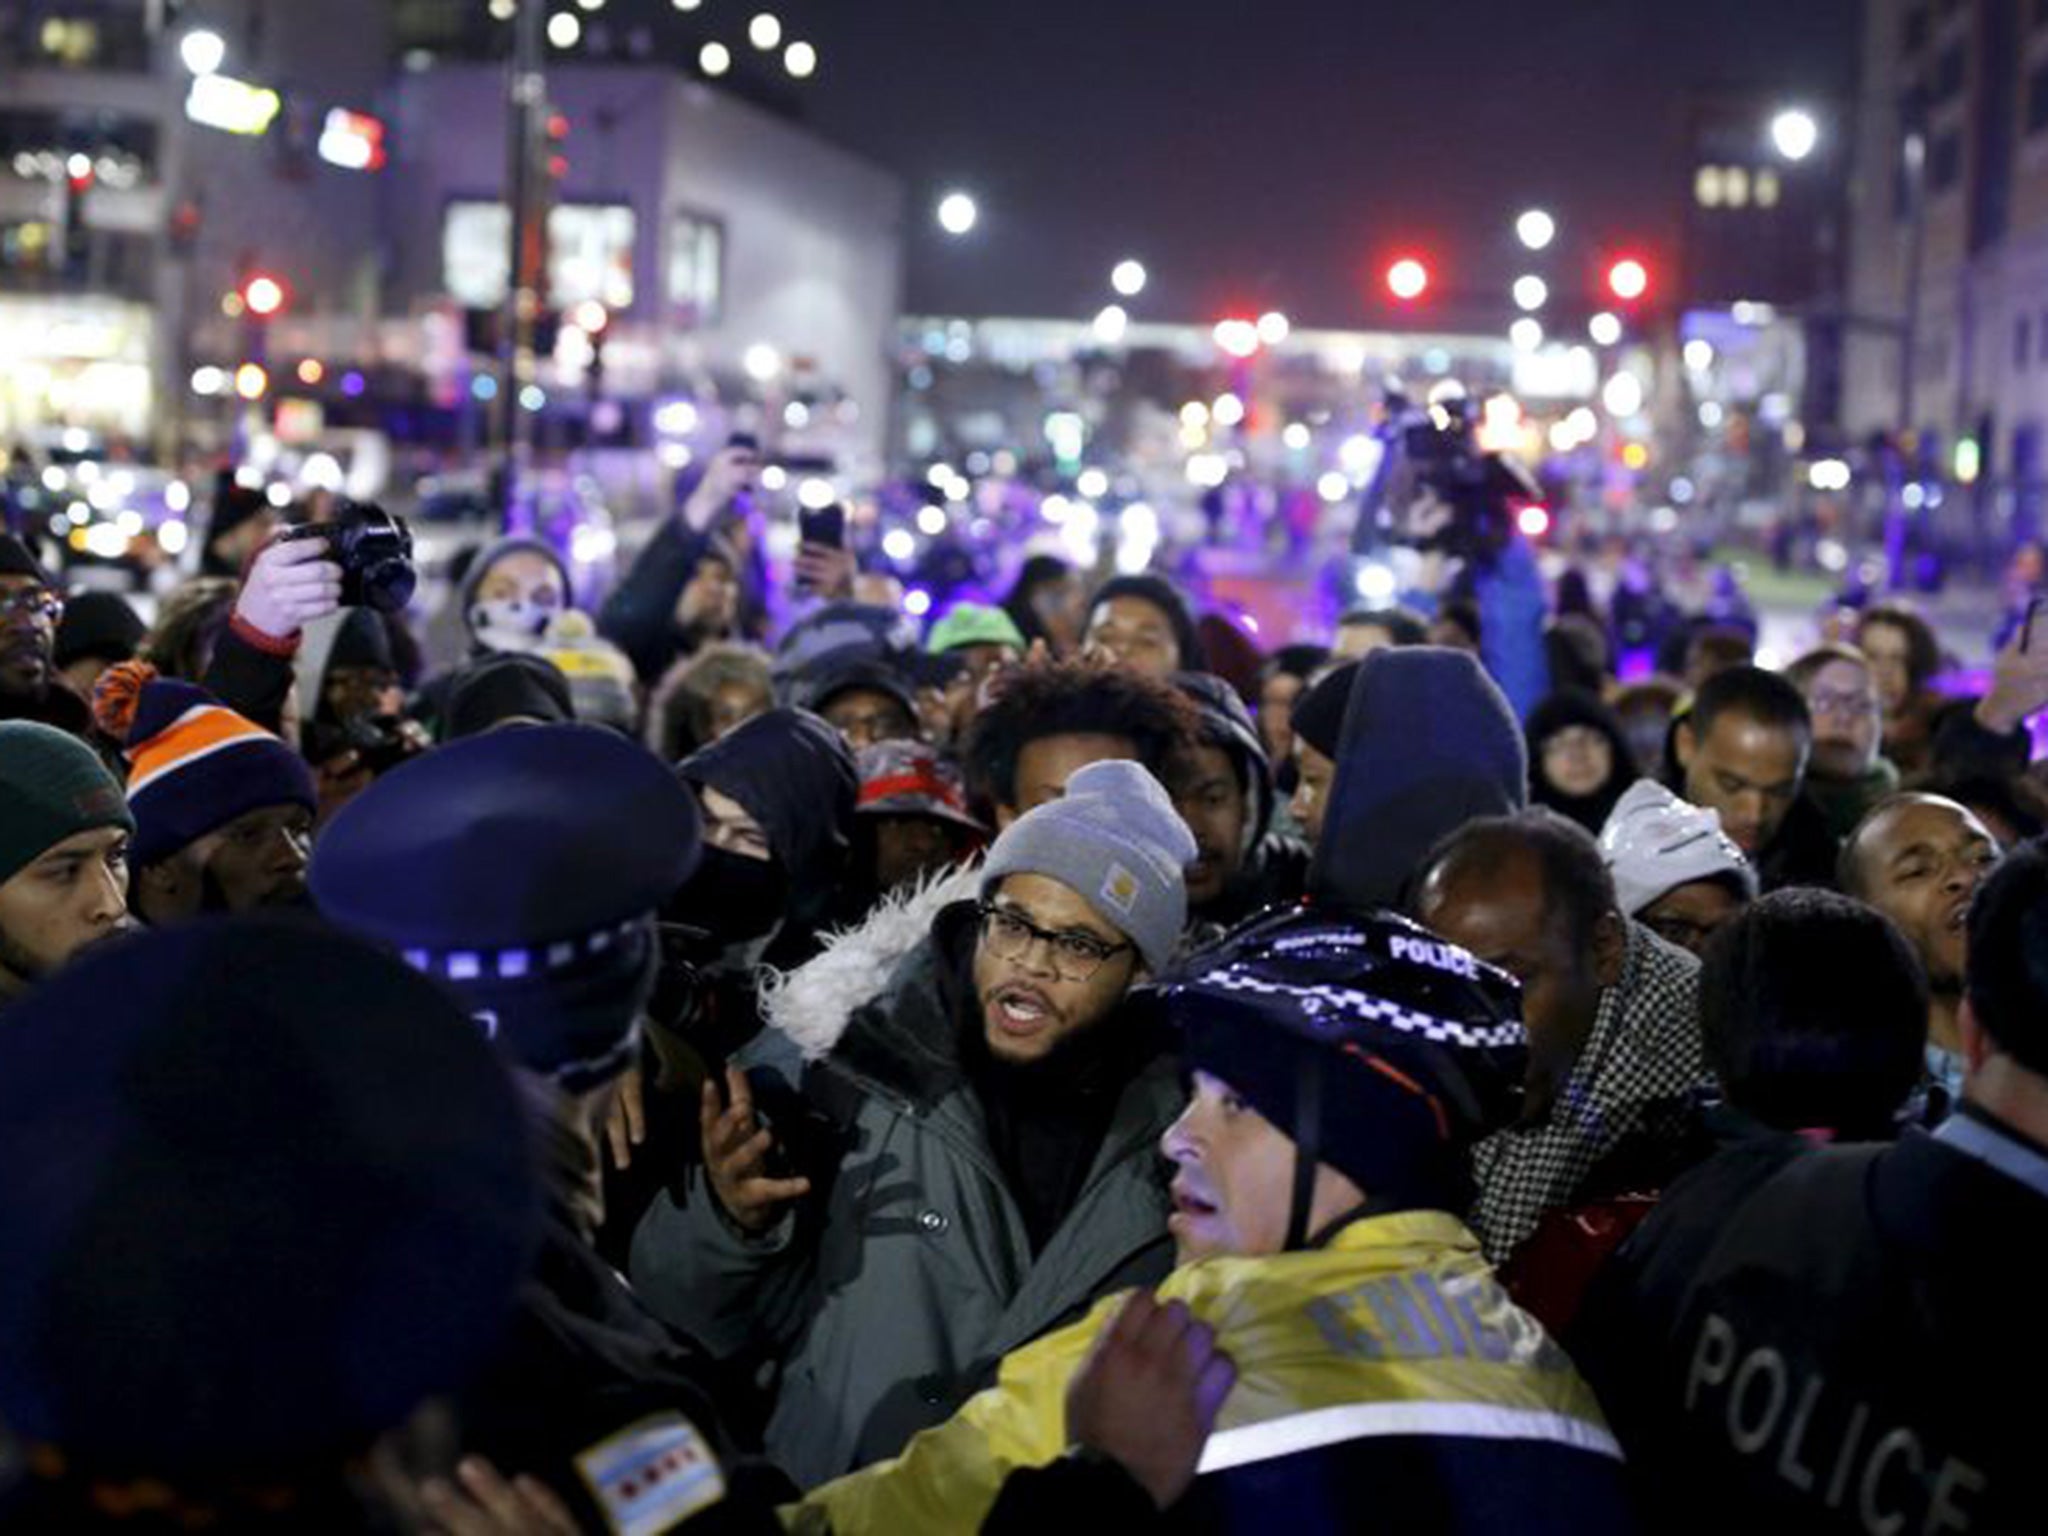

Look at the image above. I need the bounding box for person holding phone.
[599,434,764,685]
[794,502,857,601]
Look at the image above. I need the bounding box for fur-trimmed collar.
[759,860,984,1064]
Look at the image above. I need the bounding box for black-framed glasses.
[976,900,1131,982]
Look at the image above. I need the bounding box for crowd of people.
[3,436,2047,1534]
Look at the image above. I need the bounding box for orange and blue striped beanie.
[98,665,316,868]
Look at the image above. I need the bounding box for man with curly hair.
[961,656,1201,828]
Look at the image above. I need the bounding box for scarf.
[1469,921,1704,1263]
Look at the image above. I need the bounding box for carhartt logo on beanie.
[95,663,315,868]
[980,759,1198,973]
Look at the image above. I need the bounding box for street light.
[1512,274,1548,312]
[1515,208,1556,251]
[1589,311,1623,346]
[547,11,580,48]
[784,40,817,77]
[179,29,226,76]
[749,12,782,50]
[1770,108,1820,163]
[1111,259,1147,297]
[1509,318,1544,351]
[937,191,978,236]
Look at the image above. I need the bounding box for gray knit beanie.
[980,759,1197,973]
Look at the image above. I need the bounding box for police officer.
[791,907,1634,1534]
[1575,839,2048,1534]
[312,723,787,1533]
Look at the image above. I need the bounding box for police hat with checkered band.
[311,724,701,1091]
[1146,904,1527,1243]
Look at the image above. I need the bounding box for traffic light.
[1606,256,1650,303]
[545,111,569,181]
[240,271,288,319]
[1386,256,1430,301]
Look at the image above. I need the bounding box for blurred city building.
[0,0,903,478]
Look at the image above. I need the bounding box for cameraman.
[1355,395,1551,720]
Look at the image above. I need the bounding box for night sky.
[779,0,1862,326]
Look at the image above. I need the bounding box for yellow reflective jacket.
[787,1210,1628,1535]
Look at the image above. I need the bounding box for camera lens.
[359,556,417,613]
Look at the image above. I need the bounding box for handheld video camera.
[1351,389,1541,571]
[278,501,417,613]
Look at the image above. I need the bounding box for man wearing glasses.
[632,759,1198,1490]
[0,534,88,737]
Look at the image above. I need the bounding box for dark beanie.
[445,652,575,739]
[0,916,540,1477]
[327,607,395,673]
[1087,574,1208,672]
[1308,648,1528,910]
[0,721,134,885]
[0,532,52,585]
[205,481,270,550]
[52,590,145,671]
[1290,662,1361,758]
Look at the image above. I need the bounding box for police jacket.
[786,1210,1631,1535]
[630,874,1180,1489]
[1573,1107,2048,1534]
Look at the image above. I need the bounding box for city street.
[6,6,2048,1533]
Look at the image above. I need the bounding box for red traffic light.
[240,273,288,319]
[1607,257,1650,302]
[1386,256,1430,301]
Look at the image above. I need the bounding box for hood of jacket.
[460,536,574,652]
[679,707,858,927]
[1173,671,1275,846]
[759,860,985,1066]
[1309,647,1528,911]
[1525,688,1638,833]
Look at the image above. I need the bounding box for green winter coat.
[629,870,1179,1489]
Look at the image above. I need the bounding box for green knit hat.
[927,601,1025,655]
[0,722,134,888]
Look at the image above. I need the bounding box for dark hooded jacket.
[1309,648,1529,911]
[1173,672,1310,928]
[677,706,860,948]
[596,708,860,1267]
[1525,690,1637,835]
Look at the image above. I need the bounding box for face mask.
[470,598,556,650]
[666,845,788,955]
